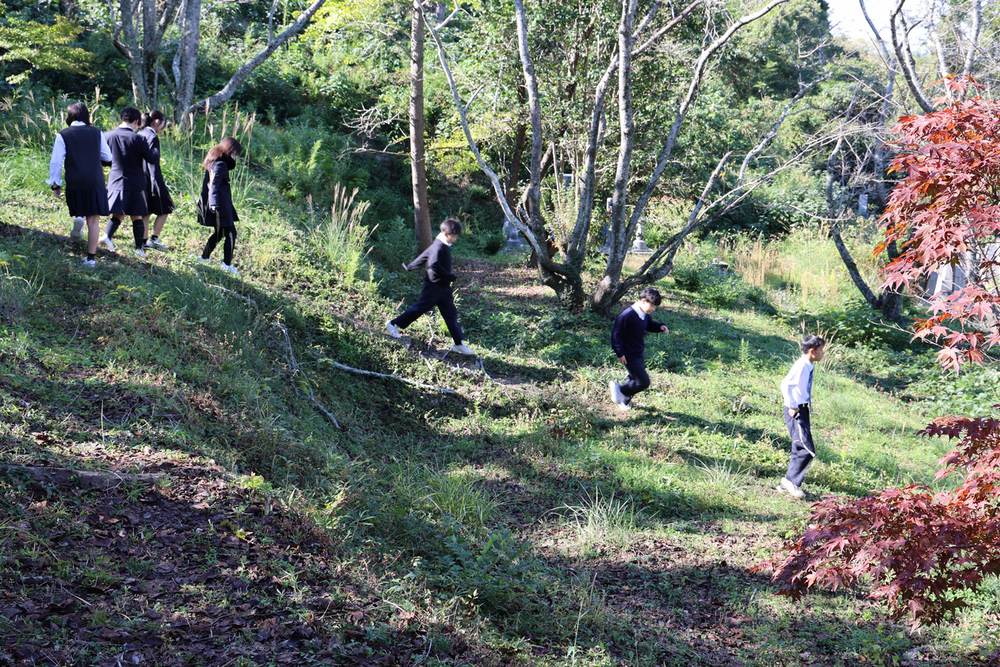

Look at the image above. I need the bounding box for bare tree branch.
[891,0,936,113]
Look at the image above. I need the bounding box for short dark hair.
[440,218,462,236]
[120,107,142,123]
[65,102,90,126]
[639,287,662,306]
[800,335,825,354]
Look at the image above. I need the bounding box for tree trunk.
[173,0,201,123]
[410,0,433,251]
[183,0,327,117]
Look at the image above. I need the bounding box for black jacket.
[105,125,158,194]
[200,155,239,226]
[611,306,665,360]
[405,238,456,286]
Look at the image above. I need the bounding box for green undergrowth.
[1,134,997,665]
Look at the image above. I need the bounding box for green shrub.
[481,229,505,255]
[672,261,773,312]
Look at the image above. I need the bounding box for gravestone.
[502,218,524,252]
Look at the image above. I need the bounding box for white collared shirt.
[436,232,452,246]
[631,302,647,320]
[780,355,814,408]
[47,121,113,186]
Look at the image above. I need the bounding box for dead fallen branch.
[275,320,342,429]
[331,362,459,396]
[2,465,165,490]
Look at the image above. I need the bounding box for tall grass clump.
[557,488,637,551]
[312,184,374,288]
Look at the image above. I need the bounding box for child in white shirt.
[778,335,825,499]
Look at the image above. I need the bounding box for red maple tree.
[879,79,1000,370]
[763,81,1000,636]
[764,415,1000,630]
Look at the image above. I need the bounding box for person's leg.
[202,227,222,259]
[392,283,440,330]
[222,226,237,265]
[784,406,815,487]
[620,357,651,402]
[131,217,145,250]
[140,215,150,245]
[86,215,100,257]
[152,214,168,238]
[437,287,465,344]
[105,216,122,239]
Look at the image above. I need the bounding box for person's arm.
[783,358,809,414]
[100,131,112,167]
[611,312,627,363]
[207,162,226,209]
[142,135,160,165]
[647,317,669,334]
[403,245,432,272]
[47,134,66,189]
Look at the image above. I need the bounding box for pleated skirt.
[108,190,148,217]
[65,188,110,218]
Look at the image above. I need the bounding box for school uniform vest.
[59,125,106,191]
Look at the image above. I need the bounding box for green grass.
[1,126,998,666]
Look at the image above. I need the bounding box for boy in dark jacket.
[386,218,474,355]
[609,287,669,412]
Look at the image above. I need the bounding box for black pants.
[392,282,463,344]
[620,356,650,402]
[203,226,237,265]
[783,405,815,487]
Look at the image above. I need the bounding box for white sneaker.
[70,217,84,242]
[386,320,402,338]
[617,402,632,412]
[778,477,805,499]
[608,380,627,405]
[146,238,168,251]
[99,235,115,252]
[450,343,475,355]
[81,258,96,268]
[134,248,146,259]
[197,257,213,264]
[221,263,240,275]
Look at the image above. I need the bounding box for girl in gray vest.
[47,102,112,267]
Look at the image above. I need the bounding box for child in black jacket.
[386,218,474,355]
[609,287,669,412]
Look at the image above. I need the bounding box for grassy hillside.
[2,127,999,666]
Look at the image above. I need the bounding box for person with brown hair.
[138,110,174,251]
[47,102,112,267]
[197,137,242,275]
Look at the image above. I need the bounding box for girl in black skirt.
[197,137,242,275]
[47,102,112,267]
[103,107,159,258]
[138,110,174,251]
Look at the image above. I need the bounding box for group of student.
[387,226,825,499]
[47,103,243,273]
[47,102,825,500]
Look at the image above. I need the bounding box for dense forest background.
[8,0,996,289]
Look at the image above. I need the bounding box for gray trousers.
[783,405,815,487]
